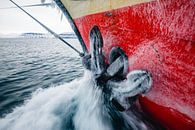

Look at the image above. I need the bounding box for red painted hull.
[73,0,195,129]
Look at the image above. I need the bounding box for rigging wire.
[0,3,53,9]
[9,0,84,57]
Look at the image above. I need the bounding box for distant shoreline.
[0,32,77,39]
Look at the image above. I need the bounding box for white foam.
[0,71,111,130]
[0,70,151,130]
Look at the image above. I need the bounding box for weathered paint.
[72,0,195,129]
[60,0,151,18]
[140,96,195,130]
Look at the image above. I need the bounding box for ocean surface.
[0,38,159,130]
[0,38,84,117]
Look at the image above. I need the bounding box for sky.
[0,0,73,35]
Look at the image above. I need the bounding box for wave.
[0,71,152,130]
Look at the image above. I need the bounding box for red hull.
[73,0,195,129]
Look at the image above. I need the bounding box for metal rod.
[9,0,83,56]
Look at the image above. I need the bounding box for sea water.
[0,71,108,130]
[0,38,157,130]
[0,38,83,117]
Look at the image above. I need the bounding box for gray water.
[0,38,83,117]
[0,38,161,130]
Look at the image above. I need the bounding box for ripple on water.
[0,38,83,117]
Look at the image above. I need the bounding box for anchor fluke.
[82,25,153,111]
